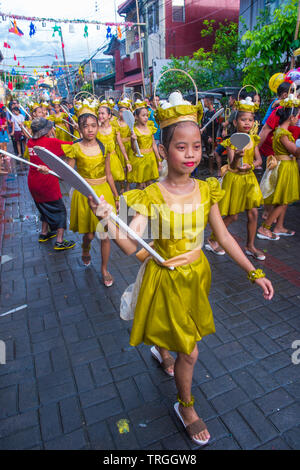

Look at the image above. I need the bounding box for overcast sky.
[0,0,125,71]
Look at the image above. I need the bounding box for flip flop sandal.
[174,402,210,446]
[273,230,295,237]
[245,249,266,261]
[150,346,175,377]
[204,243,225,256]
[103,273,114,287]
[257,232,280,241]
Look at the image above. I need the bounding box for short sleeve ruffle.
[122,189,156,218]
[221,138,235,150]
[62,143,77,159]
[206,177,225,205]
[277,128,295,143]
[147,120,157,135]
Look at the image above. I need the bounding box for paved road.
[0,159,299,450]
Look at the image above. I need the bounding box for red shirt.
[260,107,300,156]
[27,136,72,203]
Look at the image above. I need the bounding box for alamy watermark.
[291,340,300,365]
[0,340,6,365]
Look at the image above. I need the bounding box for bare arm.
[253,145,262,168]
[67,158,76,169]
[105,155,119,209]
[116,132,132,171]
[152,136,162,168]
[258,123,272,147]
[88,195,148,255]
[208,203,274,299]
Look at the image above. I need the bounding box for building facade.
[106,0,240,93]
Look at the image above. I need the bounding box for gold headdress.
[132,99,148,112]
[52,98,61,105]
[117,96,132,110]
[280,83,300,108]
[235,85,259,113]
[29,102,41,112]
[154,69,203,128]
[99,98,115,110]
[74,98,99,118]
[41,101,50,108]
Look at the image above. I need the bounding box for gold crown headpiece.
[132,99,148,112]
[52,98,61,105]
[118,97,132,109]
[29,102,41,111]
[154,69,203,128]
[236,85,259,113]
[99,99,115,110]
[74,98,99,118]
[41,101,49,108]
[279,82,300,108]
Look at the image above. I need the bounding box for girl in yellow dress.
[62,106,119,287]
[97,101,131,185]
[206,95,265,260]
[114,98,135,191]
[87,91,274,446]
[129,100,162,188]
[257,95,300,239]
[48,99,72,142]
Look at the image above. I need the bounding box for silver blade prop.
[60,104,77,126]
[201,107,224,132]
[230,132,251,168]
[54,124,76,139]
[5,107,32,139]
[122,109,143,157]
[0,150,61,178]
[33,146,173,269]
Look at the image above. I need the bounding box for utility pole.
[135,0,146,97]
[143,1,150,96]
[59,26,71,98]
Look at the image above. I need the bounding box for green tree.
[242,0,298,91]
[157,20,247,96]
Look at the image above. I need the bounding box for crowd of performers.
[1,78,300,446]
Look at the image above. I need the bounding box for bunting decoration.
[52,24,61,37]
[9,19,24,36]
[3,42,11,49]
[29,22,36,37]
[14,54,17,61]
[117,26,122,39]
[106,26,112,39]
[84,25,88,38]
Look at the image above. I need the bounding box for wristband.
[114,195,120,201]
[247,268,266,283]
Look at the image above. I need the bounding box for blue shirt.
[262,99,277,126]
[149,107,160,141]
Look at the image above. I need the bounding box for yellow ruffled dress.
[114,120,134,167]
[62,142,116,233]
[264,128,300,205]
[122,177,224,355]
[97,126,125,182]
[219,134,263,216]
[128,121,159,183]
[48,113,72,141]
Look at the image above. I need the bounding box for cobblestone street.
[0,161,300,450]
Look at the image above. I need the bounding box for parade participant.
[0,109,11,174]
[206,92,265,260]
[149,94,161,145]
[87,87,274,446]
[258,92,300,239]
[128,99,161,189]
[48,98,72,141]
[22,104,44,161]
[97,100,126,185]
[41,102,50,118]
[62,103,118,286]
[202,96,219,175]
[114,97,134,191]
[10,106,25,158]
[27,117,75,250]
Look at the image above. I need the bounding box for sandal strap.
[186,418,207,436]
[162,356,175,370]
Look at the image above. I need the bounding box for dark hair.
[276,106,299,125]
[78,113,98,129]
[0,110,6,119]
[161,121,200,150]
[239,90,255,100]
[204,96,214,103]
[150,94,159,101]
[134,107,147,117]
[99,105,111,116]
[277,82,291,97]
[229,93,238,100]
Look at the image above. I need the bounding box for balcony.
[122,52,141,74]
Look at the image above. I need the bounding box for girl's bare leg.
[174,345,210,442]
[246,208,264,256]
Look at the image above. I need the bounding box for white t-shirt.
[11,113,25,131]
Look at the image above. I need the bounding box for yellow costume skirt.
[110,151,125,182]
[219,171,263,216]
[70,181,116,233]
[130,251,215,355]
[55,124,72,142]
[128,150,159,184]
[264,160,300,205]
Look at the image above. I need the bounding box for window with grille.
[148,1,159,35]
[172,0,185,23]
